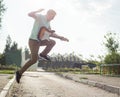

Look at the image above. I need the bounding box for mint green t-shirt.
[29,14,50,41]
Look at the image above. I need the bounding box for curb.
[0,76,15,97]
[77,79,120,95]
[57,73,120,95]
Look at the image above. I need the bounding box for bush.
[104,52,120,64]
[0,64,18,70]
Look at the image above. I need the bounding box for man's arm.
[28,9,44,19]
[50,33,69,42]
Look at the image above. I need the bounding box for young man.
[16,9,69,83]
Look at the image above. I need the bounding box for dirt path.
[10,71,118,97]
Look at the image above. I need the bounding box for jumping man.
[16,9,69,83]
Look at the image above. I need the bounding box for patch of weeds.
[79,77,88,79]
[8,76,13,79]
[0,70,15,74]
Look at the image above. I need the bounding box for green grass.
[46,68,81,72]
[0,70,15,74]
[45,68,100,75]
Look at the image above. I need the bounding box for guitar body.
[38,26,55,41]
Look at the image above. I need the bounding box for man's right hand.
[28,8,44,19]
[36,9,44,12]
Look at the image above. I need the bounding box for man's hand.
[50,33,69,42]
[37,9,44,12]
[60,37,69,42]
[28,8,44,18]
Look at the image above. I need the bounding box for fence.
[100,64,120,76]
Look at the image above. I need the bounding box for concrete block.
[80,79,88,84]
[104,85,120,94]
[88,80,96,86]
[65,75,73,80]
[96,82,105,89]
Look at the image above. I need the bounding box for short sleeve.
[35,14,41,20]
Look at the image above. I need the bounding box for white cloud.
[68,0,113,16]
[89,1,112,16]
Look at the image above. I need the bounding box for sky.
[0,0,120,59]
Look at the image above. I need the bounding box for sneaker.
[39,54,51,61]
[16,71,22,83]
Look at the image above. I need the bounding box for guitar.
[37,26,55,41]
[38,26,69,42]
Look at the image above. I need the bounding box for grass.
[0,70,15,74]
[0,65,19,74]
[45,67,100,75]
[46,68,81,72]
[8,75,14,79]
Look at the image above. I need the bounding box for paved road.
[11,71,118,97]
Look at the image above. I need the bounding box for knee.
[30,58,38,64]
[50,40,56,46]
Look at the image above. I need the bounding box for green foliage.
[4,35,12,53]
[101,65,120,75]
[0,53,5,65]
[46,67,100,74]
[0,64,17,70]
[0,70,14,74]
[104,52,120,64]
[103,32,120,64]
[0,35,22,66]
[101,32,120,75]
[103,32,119,53]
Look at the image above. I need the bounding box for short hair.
[47,9,56,15]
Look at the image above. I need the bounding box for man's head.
[46,9,56,21]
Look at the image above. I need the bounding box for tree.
[24,47,30,60]
[103,32,119,53]
[0,35,12,65]
[11,42,18,51]
[0,53,5,65]
[0,0,6,29]
[3,35,22,66]
[104,53,120,64]
[103,32,120,64]
[4,35,12,53]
